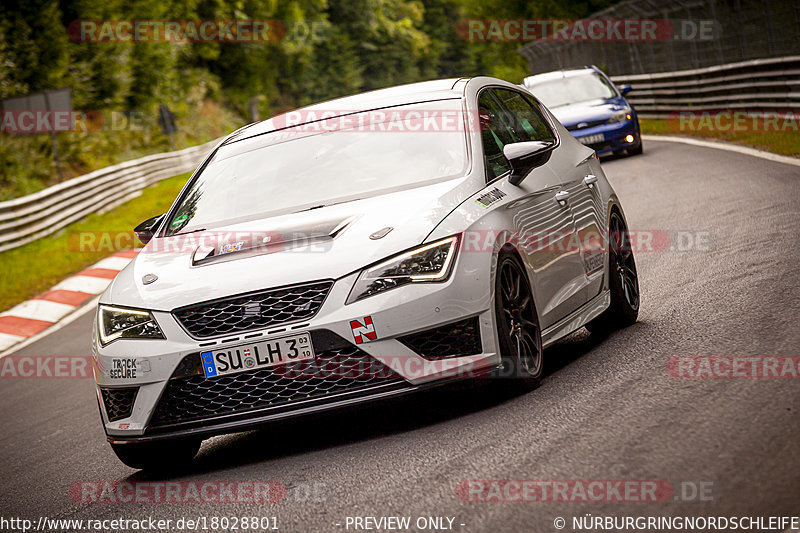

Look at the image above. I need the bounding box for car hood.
[548,97,629,127]
[103,177,475,311]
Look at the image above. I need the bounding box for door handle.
[583,174,598,187]
[555,190,570,205]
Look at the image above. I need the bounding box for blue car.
[522,66,642,157]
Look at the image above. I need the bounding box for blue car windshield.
[528,73,618,109]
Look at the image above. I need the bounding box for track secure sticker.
[106,358,150,379]
[350,316,377,344]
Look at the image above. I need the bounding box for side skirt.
[541,290,610,347]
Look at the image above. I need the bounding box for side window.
[491,89,556,144]
[478,91,514,180]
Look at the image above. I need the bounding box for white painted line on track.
[0,299,76,323]
[0,333,26,351]
[0,295,100,359]
[92,256,134,271]
[52,275,113,295]
[642,134,800,168]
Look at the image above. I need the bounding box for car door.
[495,88,607,303]
[478,89,588,329]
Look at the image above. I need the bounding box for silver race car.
[93,77,640,469]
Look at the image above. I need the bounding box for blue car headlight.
[608,109,632,124]
[346,236,459,304]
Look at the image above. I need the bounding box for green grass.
[0,172,190,313]
[0,100,242,201]
[639,118,800,158]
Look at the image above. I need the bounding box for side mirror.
[134,214,165,245]
[503,141,556,186]
[619,84,632,96]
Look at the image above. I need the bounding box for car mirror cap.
[619,84,632,95]
[503,141,556,186]
[134,214,166,245]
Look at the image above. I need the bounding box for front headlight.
[98,304,165,345]
[346,236,459,304]
[608,109,632,124]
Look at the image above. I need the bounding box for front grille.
[100,387,138,421]
[173,280,333,338]
[566,119,607,131]
[398,317,482,359]
[149,342,408,430]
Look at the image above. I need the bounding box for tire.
[587,211,640,333]
[493,252,543,389]
[111,439,201,470]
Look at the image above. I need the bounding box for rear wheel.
[494,252,543,388]
[111,439,201,470]
[588,211,640,333]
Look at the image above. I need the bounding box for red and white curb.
[0,249,139,353]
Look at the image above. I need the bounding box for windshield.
[164,100,469,235]
[527,73,618,109]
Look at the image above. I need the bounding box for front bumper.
[571,119,640,156]
[94,252,500,443]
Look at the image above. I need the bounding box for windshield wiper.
[294,198,362,214]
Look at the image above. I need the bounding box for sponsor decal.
[350,316,377,344]
[219,240,244,255]
[475,187,507,208]
[584,251,605,275]
[170,214,188,228]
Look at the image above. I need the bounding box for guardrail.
[610,55,800,118]
[0,139,219,253]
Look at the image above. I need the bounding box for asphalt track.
[1,139,799,532]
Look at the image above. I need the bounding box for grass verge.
[639,118,800,158]
[0,172,190,313]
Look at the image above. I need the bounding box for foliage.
[0,0,610,198]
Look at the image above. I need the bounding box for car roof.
[227,78,469,143]
[522,66,602,87]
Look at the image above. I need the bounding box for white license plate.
[578,133,604,145]
[201,333,314,378]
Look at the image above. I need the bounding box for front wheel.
[587,211,640,333]
[493,252,543,389]
[111,439,201,470]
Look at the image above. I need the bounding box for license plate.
[201,333,314,378]
[578,133,604,145]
